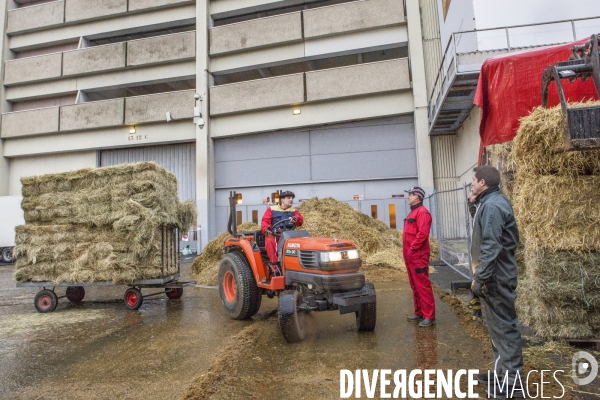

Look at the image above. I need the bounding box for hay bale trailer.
[0,196,24,263]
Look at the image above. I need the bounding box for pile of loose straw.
[490,102,600,339]
[14,162,196,284]
[192,197,440,286]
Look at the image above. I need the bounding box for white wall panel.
[8,151,96,195]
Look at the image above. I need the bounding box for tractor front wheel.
[278,290,306,343]
[356,283,376,331]
[218,252,261,320]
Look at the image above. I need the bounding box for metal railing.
[428,184,473,280]
[427,16,600,129]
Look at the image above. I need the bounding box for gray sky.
[473,0,600,29]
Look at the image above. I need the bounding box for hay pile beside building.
[192,197,441,286]
[14,162,196,284]
[493,102,600,339]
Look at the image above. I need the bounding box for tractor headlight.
[320,249,359,262]
[347,249,359,259]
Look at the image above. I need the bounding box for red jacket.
[261,205,304,234]
[402,204,432,264]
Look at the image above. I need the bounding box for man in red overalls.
[402,186,435,327]
[261,191,304,276]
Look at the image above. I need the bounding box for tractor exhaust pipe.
[227,191,237,236]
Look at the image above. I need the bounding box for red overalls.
[402,204,435,319]
[261,205,304,264]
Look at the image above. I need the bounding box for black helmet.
[279,190,295,199]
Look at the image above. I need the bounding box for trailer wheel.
[34,289,58,313]
[165,287,183,299]
[66,286,85,303]
[124,288,143,310]
[218,252,262,320]
[278,290,306,343]
[1,247,13,263]
[356,283,376,332]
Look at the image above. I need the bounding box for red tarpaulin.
[474,37,599,161]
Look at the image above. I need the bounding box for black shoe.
[407,315,424,322]
[477,372,490,384]
[418,318,436,327]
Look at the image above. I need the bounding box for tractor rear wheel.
[356,283,376,331]
[278,290,306,343]
[218,252,261,320]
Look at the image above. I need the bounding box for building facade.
[0,0,436,249]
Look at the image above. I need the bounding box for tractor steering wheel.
[270,218,297,237]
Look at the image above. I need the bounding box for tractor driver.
[261,191,304,276]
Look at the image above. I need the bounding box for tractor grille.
[299,250,318,269]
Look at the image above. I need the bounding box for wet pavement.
[1,261,583,399]
[0,263,247,399]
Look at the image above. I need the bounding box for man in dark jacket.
[402,186,435,327]
[261,190,303,276]
[470,165,524,398]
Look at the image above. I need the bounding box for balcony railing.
[4,31,195,86]
[7,0,193,35]
[427,16,600,135]
[209,59,410,116]
[0,90,195,138]
[209,0,404,56]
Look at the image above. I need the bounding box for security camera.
[197,118,205,128]
[194,93,201,100]
[166,111,172,122]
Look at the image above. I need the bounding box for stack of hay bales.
[14,162,197,284]
[192,197,419,286]
[504,102,600,339]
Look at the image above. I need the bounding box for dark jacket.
[471,190,519,286]
[402,204,432,266]
[261,205,303,234]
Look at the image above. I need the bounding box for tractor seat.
[253,230,266,252]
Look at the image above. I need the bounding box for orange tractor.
[217,192,376,342]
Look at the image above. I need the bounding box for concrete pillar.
[405,0,434,194]
[0,1,14,196]
[196,0,215,250]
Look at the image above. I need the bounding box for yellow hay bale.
[517,279,600,339]
[15,162,195,284]
[510,102,600,177]
[522,246,600,307]
[512,175,600,251]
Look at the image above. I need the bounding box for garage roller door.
[99,143,196,201]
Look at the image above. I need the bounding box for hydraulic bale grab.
[541,33,600,152]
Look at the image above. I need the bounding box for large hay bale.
[522,246,600,308]
[192,198,410,286]
[512,175,600,251]
[517,279,600,339]
[15,162,196,284]
[510,102,600,177]
[506,101,600,339]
